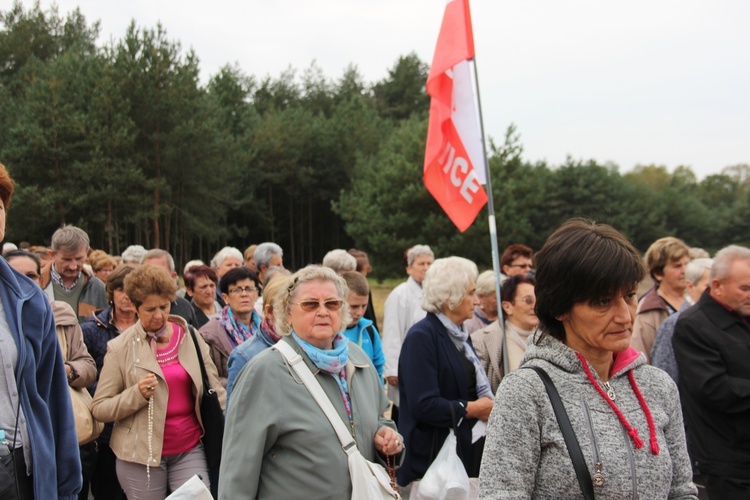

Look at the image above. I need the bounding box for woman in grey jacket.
[219,265,402,499]
[479,219,697,499]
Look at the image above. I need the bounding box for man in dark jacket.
[673,244,750,500]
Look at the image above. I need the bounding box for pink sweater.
[157,324,202,456]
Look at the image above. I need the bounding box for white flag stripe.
[451,59,486,185]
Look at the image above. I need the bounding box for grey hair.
[273,265,351,336]
[685,258,713,285]
[711,245,750,282]
[407,245,434,267]
[211,246,243,268]
[143,248,175,272]
[183,259,204,276]
[121,245,147,264]
[254,242,283,269]
[322,249,357,274]
[421,257,478,313]
[689,247,710,259]
[476,270,496,296]
[51,225,90,252]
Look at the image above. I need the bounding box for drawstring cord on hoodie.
[576,353,660,455]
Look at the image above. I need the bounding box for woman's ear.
[501,301,513,316]
[555,312,569,323]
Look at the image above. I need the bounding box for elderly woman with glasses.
[199,266,262,388]
[471,275,538,394]
[397,257,494,492]
[220,265,402,499]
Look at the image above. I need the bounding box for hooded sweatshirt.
[479,332,697,499]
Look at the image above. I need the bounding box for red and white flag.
[424,0,487,232]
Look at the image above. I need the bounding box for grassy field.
[369,276,655,326]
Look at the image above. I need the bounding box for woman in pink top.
[92,265,226,499]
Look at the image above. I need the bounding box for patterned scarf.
[261,316,282,343]
[292,332,353,421]
[436,312,495,401]
[219,305,261,347]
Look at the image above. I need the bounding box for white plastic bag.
[412,430,471,500]
[166,474,213,500]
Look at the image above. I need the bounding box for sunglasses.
[293,300,344,312]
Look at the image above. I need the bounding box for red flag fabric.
[424,0,487,232]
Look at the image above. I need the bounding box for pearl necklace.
[147,395,154,486]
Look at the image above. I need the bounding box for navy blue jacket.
[397,312,478,485]
[0,257,82,499]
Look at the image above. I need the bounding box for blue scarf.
[292,332,353,420]
[436,312,495,401]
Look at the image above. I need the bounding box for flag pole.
[470,55,510,378]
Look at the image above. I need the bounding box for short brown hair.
[106,265,135,303]
[341,271,369,296]
[0,163,15,209]
[500,244,533,268]
[534,219,645,342]
[644,237,690,283]
[184,265,218,291]
[124,265,177,308]
[89,250,117,273]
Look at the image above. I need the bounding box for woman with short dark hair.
[199,266,262,387]
[186,265,220,328]
[478,219,697,499]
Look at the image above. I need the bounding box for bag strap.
[275,340,357,454]
[523,365,595,500]
[187,326,211,391]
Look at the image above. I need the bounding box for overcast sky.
[6,0,749,179]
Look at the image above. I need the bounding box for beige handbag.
[57,325,103,445]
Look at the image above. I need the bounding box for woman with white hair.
[220,265,402,498]
[382,244,434,424]
[397,257,494,490]
[464,270,499,334]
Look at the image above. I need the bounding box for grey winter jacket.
[479,333,697,499]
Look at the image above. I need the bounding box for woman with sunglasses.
[220,265,403,499]
[397,257,494,493]
[199,266,262,388]
[471,275,538,394]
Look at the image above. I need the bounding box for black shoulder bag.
[187,326,225,472]
[523,365,595,500]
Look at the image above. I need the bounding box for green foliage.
[0,2,747,275]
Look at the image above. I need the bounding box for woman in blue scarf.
[198,266,262,388]
[220,265,403,499]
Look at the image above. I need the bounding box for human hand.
[386,376,398,387]
[465,397,494,422]
[138,373,158,400]
[374,427,403,456]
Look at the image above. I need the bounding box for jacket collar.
[525,330,646,381]
[701,289,750,331]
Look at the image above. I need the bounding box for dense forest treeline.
[1,3,748,278]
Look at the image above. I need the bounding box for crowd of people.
[1,158,748,499]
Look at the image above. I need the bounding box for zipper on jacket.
[619,420,637,499]
[582,400,604,487]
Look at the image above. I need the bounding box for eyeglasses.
[515,296,535,305]
[293,300,344,312]
[509,264,533,270]
[228,286,258,295]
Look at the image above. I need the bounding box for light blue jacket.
[344,317,385,379]
[225,327,277,407]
